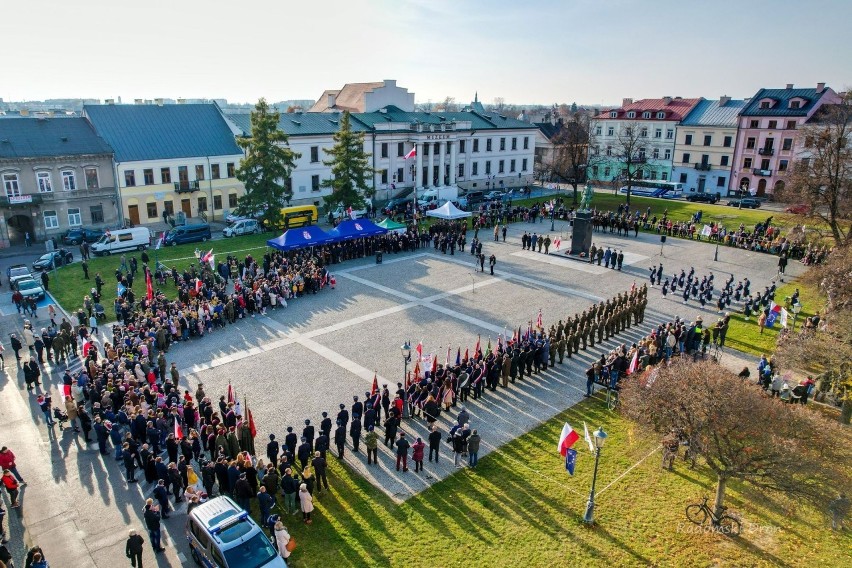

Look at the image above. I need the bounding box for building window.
[84,167,99,189]
[164,200,174,216]
[90,204,104,223]
[606,146,612,156]
[310,147,319,163]
[213,195,222,210]
[759,101,770,109]
[657,112,666,119]
[485,161,491,175]
[498,160,505,174]
[523,137,529,150]
[472,162,479,175]
[682,153,691,164]
[604,167,611,177]
[396,167,404,183]
[592,166,599,176]
[143,168,155,185]
[211,164,221,179]
[642,111,651,119]
[664,149,671,160]
[499,138,505,151]
[43,210,59,229]
[473,139,479,152]
[684,134,692,145]
[654,128,662,138]
[36,171,52,193]
[62,170,77,191]
[510,159,516,172]
[486,139,492,152]
[511,138,517,151]
[228,193,238,208]
[750,120,759,128]
[723,136,732,147]
[607,127,614,136]
[381,170,388,184]
[161,167,172,183]
[178,166,188,182]
[768,120,777,129]
[458,163,464,178]
[703,135,712,146]
[746,137,756,149]
[397,142,404,157]
[717,177,726,187]
[720,155,729,166]
[790,100,800,109]
[786,120,797,130]
[125,170,136,187]
[311,175,320,191]
[779,160,789,172]
[744,157,753,169]
[459,140,466,154]
[195,165,205,181]
[146,202,158,218]
[661,172,668,180]
[679,173,688,183]
[522,158,528,171]
[67,207,82,226]
[197,196,207,212]
[666,129,674,139]
[227,163,235,177]
[652,148,659,159]
[640,127,648,137]
[627,111,636,118]
[595,126,602,136]
[609,111,617,118]
[782,138,793,151]
[381,143,388,158]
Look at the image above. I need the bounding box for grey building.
[0,117,118,246]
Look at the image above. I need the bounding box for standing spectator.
[411,437,425,473]
[143,500,165,553]
[281,469,298,516]
[257,486,274,523]
[25,232,31,247]
[9,335,22,363]
[1,470,20,508]
[311,452,328,492]
[299,483,313,525]
[395,432,410,472]
[29,551,49,567]
[274,520,292,560]
[125,529,144,567]
[0,448,25,485]
[364,426,378,465]
[428,424,442,463]
[467,429,482,468]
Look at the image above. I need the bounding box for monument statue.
[580,183,594,211]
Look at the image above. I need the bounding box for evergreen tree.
[235,98,300,228]
[322,111,374,212]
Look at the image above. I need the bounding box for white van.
[90,227,151,256]
[223,218,260,237]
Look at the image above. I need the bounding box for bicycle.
[686,496,741,536]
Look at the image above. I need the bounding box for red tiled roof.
[594,98,702,121]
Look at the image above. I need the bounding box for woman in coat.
[65,396,80,432]
[299,483,314,524]
[411,437,426,473]
[273,521,292,559]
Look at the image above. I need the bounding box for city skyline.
[1,0,850,106]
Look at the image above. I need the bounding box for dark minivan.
[164,223,212,246]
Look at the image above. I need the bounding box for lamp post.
[401,341,411,418]
[583,426,608,524]
[791,303,802,331]
[550,207,556,231]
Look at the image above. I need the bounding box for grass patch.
[250,397,849,567]
[723,281,826,358]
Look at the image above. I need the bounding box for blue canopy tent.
[326,219,388,241]
[266,225,335,251]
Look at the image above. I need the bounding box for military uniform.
[557,337,566,363]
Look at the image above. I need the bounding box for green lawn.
[253,396,849,568]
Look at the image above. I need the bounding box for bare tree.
[550,112,591,205]
[610,123,648,205]
[621,360,852,518]
[436,96,458,112]
[780,92,852,245]
[492,97,505,112]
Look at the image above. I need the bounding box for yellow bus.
[265,205,318,230]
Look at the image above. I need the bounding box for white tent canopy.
[425,200,472,220]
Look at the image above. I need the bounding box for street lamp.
[791,303,802,331]
[401,341,412,418]
[583,426,608,524]
[550,207,556,231]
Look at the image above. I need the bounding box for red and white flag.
[201,248,213,263]
[403,147,417,160]
[415,341,423,361]
[554,237,561,250]
[536,309,543,329]
[558,423,579,457]
[627,351,639,375]
[445,346,451,366]
[174,419,184,440]
[145,268,153,301]
[195,279,203,294]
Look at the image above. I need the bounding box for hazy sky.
[2,0,850,106]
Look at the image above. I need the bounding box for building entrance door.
[128,205,140,226]
[181,198,192,218]
[6,214,34,244]
[697,177,706,193]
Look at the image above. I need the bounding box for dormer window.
[627,111,636,118]
[759,102,770,109]
[610,111,617,118]
[790,101,800,109]
[788,97,807,109]
[642,111,651,119]
[656,111,666,119]
[757,97,776,110]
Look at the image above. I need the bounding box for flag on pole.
[174,419,184,440]
[701,225,712,237]
[245,398,257,438]
[475,335,481,357]
[195,278,203,294]
[416,341,423,361]
[766,302,783,328]
[227,383,236,405]
[485,337,492,357]
[779,307,789,328]
[403,147,417,160]
[536,309,543,329]
[431,353,438,374]
[463,347,469,362]
[565,448,577,476]
[455,348,461,366]
[413,360,421,381]
[208,254,215,270]
[371,373,379,398]
[554,237,561,250]
[558,423,580,457]
[446,345,451,366]
[583,422,595,453]
[155,231,165,250]
[145,268,153,301]
[627,350,639,375]
[201,248,213,263]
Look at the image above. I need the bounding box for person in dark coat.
[320,412,333,440]
[202,460,216,497]
[126,529,145,567]
[334,422,346,459]
[284,427,297,460]
[297,437,312,469]
[122,444,138,483]
[266,434,279,465]
[234,472,253,511]
[153,480,170,518]
[214,458,229,495]
[312,451,329,492]
[349,418,362,452]
[143,502,164,553]
[428,424,442,463]
[257,486,274,521]
[168,463,184,502]
[302,420,315,453]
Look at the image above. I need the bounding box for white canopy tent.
[425,201,472,220]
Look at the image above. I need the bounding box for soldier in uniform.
[588,320,596,348]
[556,320,565,341]
[597,316,605,343]
[557,336,566,363]
[549,337,557,367]
[572,331,580,355]
[566,332,574,358]
[501,351,511,388]
[510,348,520,383]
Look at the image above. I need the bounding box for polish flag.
[445,346,451,366]
[627,351,639,375]
[403,147,416,160]
[201,249,213,263]
[415,341,423,361]
[474,335,481,357]
[558,423,579,457]
[195,279,203,294]
[554,237,561,250]
[536,309,543,329]
[174,419,184,440]
[146,268,154,301]
[431,353,438,374]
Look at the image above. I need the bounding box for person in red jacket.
[1,470,20,508]
[0,447,25,484]
[411,437,425,473]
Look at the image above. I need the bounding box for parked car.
[32,249,74,271]
[383,197,412,216]
[333,204,369,220]
[62,228,103,245]
[7,264,32,288]
[163,223,212,246]
[685,192,720,204]
[484,190,504,201]
[784,203,811,215]
[15,278,45,302]
[222,218,260,237]
[90,227,152,256]
[727,198,761,209]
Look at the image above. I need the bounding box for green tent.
[376,218,407,233]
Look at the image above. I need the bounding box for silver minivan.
[223,219,260,238]
[186,496,286,568]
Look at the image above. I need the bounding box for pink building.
[731,82,839,196]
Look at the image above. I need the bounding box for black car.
[63,227,102,245]
[685,193,720,204]
[32,249,74,271]
[383,197,412,216]
[727,198,761,209]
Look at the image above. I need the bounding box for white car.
[333,205,368,220]
[223,218,260,237]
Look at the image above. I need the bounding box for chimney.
[105,98,115,105]
[384,79,396,88]
[155,98,164,106]
[786,83,794,90]
[177,98,186,104]
[327,93,336,108]
[134,99,144,105]
[662,96,673,105]
[622,98,633,107]
[719,95,731,105]
[816,82,826,93]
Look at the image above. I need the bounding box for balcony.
[758,147,775,156]
[631,155,647,163]
[694,163,712,171]
[174,180,200,193]
[752,168,773,176]
[0,193,43,207]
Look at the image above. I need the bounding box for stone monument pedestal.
[570,210,593,256]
